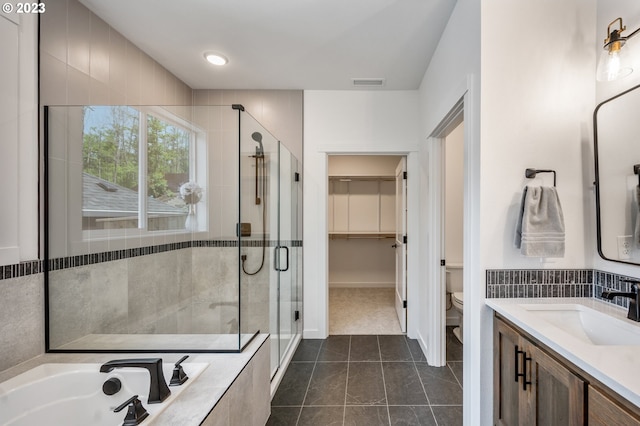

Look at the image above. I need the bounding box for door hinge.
[441,259,446,266]
[294,172,300,182]
[403,235,407,244]
[403,300,407,309]
[294,310,300,321]
[403,171,407,180]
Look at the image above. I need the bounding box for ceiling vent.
[352,78,385,87]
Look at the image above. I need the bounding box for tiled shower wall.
[40,0,192,107]
[47,244,271,349]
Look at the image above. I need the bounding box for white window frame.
[80,105,207,243]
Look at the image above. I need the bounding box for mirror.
[594,83,640,264]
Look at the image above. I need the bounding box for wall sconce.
[597,17,639,82]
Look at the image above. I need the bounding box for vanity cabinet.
[494,318,585,425]
[495,315,640,426]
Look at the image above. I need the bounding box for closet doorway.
[327,155,407,335]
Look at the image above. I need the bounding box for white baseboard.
[329,282,395,288]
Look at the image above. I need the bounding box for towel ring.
[525,168,556,187]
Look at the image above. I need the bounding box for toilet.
[446,266,464,344]
[451,291,464,343]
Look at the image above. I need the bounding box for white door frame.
[421,74,483,422]
[425,99,464,365]
[319,150,420,340]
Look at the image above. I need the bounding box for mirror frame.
[593,82,640,265]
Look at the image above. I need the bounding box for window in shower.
[82,106,201,233]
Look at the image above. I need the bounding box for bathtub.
[0,361,208,425]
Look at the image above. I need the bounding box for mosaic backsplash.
[486,269,593,299]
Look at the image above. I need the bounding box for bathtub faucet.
[100,358,171,403]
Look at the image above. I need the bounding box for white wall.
[417,0,482,421]
[303,90,420,339]
[420,0,596,423]
[482,0,596,421]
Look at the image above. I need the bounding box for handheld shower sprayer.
[252,132,264,157]
[243,130,267,276]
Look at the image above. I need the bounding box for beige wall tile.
[139,53,155,105]
[0,274,44,372]
[40,53,67,105]
[108,29,127,94]
[40,0,67,63]
[165,71,178,105]
[66,65,90,105]
[193,89,209,106]
[67,0,90,74]
[124,40,141,105]
[89,13,110,84]
[89,77,108,104]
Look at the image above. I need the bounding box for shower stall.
[44,104,302,377]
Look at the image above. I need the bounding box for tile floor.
[268,328,463,425]
[329,288,403,335]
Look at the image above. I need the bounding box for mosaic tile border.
[486,269,593,299]
[2,260,45,280]
[0,239,304,279]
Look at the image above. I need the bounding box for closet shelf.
[329,175,394,182]
[329,232,395,240]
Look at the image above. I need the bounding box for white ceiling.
[79,0,458,90]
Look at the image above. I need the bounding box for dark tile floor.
[268,327,463,426]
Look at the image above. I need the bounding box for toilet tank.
[445,264,463,293]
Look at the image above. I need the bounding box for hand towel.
[519,186,565,257]
[514,186,527,249]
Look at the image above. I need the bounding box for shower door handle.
[275,246,289,272]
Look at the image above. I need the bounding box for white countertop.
[0,334,269,425]
[486,298,640,408]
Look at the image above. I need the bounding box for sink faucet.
[99,358,171,403]
[602,280,640,322]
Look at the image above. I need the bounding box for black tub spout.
[100,358,171,403]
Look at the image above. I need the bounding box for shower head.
[252,132,264,157]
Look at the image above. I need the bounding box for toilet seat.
[452,292,463,309]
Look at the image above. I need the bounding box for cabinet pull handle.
[515,346,525,383]
[522,353,532,391]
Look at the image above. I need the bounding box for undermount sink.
[519,304,640,346]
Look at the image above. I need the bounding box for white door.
[395,158,407,332]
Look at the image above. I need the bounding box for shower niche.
[44,104,302,371]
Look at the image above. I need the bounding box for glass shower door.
[275,144,301,372]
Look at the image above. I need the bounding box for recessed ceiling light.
[204,52,228,66]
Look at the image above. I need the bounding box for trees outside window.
[82,106,194,232]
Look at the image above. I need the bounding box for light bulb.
[597,42,633,81]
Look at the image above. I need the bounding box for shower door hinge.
[403,171,407,180]
[403,300,407,308]
[441,259,446,266]
[294,172,300,182]
[294,310,300,321]
[403,235,407,244]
